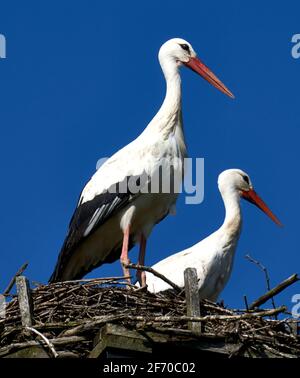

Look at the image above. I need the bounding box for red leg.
[120,226,131,284]
[137,234,147,287]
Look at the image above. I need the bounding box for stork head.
[218,169,282,226]
[158,38,234,98]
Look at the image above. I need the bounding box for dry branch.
[0,336,87,357]
[125,263,181,292]
[3,262,28,296]
[25,326,58,358]
[56,305,287,336]
[121,306,286,323]
[245,254,276,310]
[249,274,299,310]
[48,276,131,286]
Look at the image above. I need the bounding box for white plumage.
[50,38,233,284]
[144,169,281,300]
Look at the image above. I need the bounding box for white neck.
[159,58,182,116]
[142,58,183,138]
[219,188,242,240]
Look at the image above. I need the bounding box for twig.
[61,314,126,336]
[249,274,299,310]
[129,306,286,322]
[62,306,286,335]
[48,276,131,286]
[262,344,297,358]
[25,326,59,358]
[3,262,29,296]
[245,254,276,311]
[0,336,86,357]
[125,263,181,292]
[244,295,249,311]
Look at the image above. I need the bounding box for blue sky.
[0,1,299,311]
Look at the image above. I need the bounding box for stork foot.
[134,284,148,292]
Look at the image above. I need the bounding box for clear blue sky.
[0,1,299,310]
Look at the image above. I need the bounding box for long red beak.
[241,189,282,226]
[184,57,234,99]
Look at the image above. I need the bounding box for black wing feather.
[49,174,147,282]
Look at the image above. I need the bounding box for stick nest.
[0,277,299,358]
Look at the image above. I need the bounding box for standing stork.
[144,169,282,299]
[49,38,234,285]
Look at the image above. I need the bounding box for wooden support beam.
[89,323,240,358]
[184,268,201,334]
[16,276,34,327]
[89,323,152,358]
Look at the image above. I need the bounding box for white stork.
[49,38,234,284]
[144,169,281,299]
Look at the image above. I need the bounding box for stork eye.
[180,43,190,53]
[242,175,250,184]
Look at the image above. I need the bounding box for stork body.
[49,38,233,284]
[145,169,281,300]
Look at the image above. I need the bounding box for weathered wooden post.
[184,268,202,334]
[16,276,34,327]
[289,321,299,337]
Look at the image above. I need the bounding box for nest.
[0,276,299,358]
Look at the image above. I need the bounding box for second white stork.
[49,38,233,284]
[144,169,281,300]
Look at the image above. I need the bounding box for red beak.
[241,189,282,226]
[184,57,234,99]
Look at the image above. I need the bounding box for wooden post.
[289,322,299,336]
[16,276,34,327]
[184,268,201,334]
